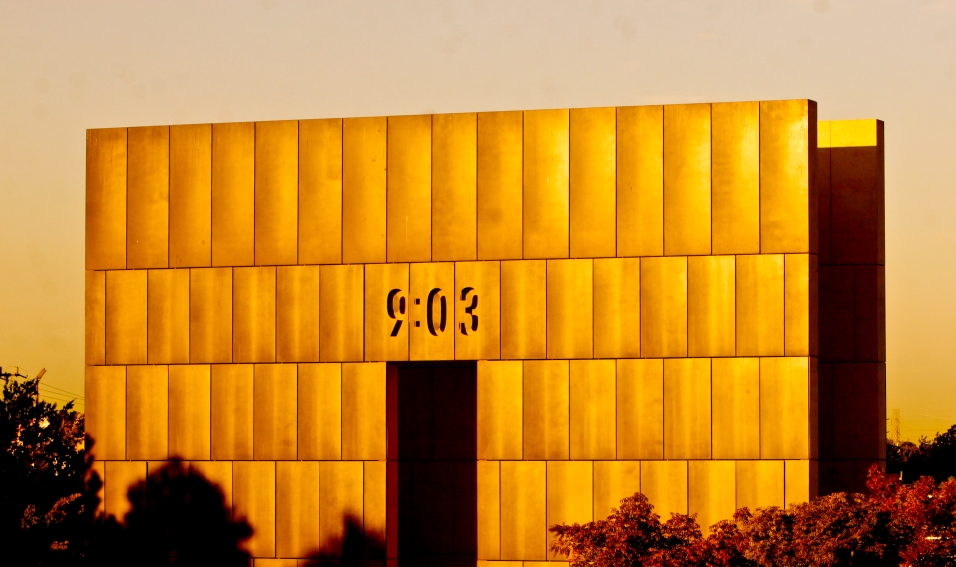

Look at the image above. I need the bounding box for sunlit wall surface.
[84,101,885,564]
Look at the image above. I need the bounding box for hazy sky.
[1,0,954,440]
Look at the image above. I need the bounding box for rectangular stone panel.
[830,119,884,265]
[455,261,501,360]
[817,124,832,265]
[433,112,478,261]
[364,263,409,362]
[364,461,387,557]
[617,359,663,460]
[86,127,127,270]
[477,461,501,560]
[593,460,641,521]
[320,265,364,362]
[640,461,687,517]
[477,111,523,260]
[343,117,386,264]
[190,461,232,511]
[689,461,736,532]
[523,109,570,259]
[760,357,810,459]
[319,461,364,557]
[546,461,593,558]
[855,265,886,362]
[86,365,126,460]
[104,461,145,521]
[617,106,663,257]
[785,254,818,357]
[86,271,106,365]
[276,461,319,559]
[523,361,570,460]
[736,254,785,356]
[712,358,760,460]
[387,114,432,263]
[234,461,276,558]
[169,123,212,267]
[712,102,760,255]
[409,262,455,360]
[342,362,386,460]
[570,106,616,258]
[477,361,523,460]
[736,460,784,510]
[211,122,255,267]
[687,255,735,357]
[663,103,711,256]
[127,125,169,269]
[500,260,546,360]
[298,118,343,264]
[255,120,298,266]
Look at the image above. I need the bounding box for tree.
[0,375,89,564]
[550,466,956,567]
[888,424,956,483]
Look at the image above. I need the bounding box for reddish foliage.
[550,465,956,567]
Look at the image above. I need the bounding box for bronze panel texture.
[570,107,616,258]
[617,359,664,460]
[712,358,760,460]
[477,460,501,559]
[830,120,885,265]
[547,259,593,359]
[342,363,386,460]
[299,118,343,264]
[234,461,276,557]
[617,106,664,257]
[736,254,785,356]
[189,268,232,363]
[297,363,342,460]
[169,123,212,267]
[432,112,478,261]
[276,265,320,363]
[570,360,616,460]
[255,120,298,266]
[147,269,190,364]
[760,357,810,459]
[760,100,815,254]
[86,271,106,365]
[126,365,168,461]
[547,461,593,557]
[663,103,711,256]
[477,361,523,460]
[254,364,298,460]
[500,461,546,560]
[641,461,688,517]
[212,122,255,267]
[785,254,818,356]
[688,255,735,357]
[455,261,501,360]
[523,361,570,460]
[689,461,736,532]
[127,126,169,268]
[86,128,127,270]
[363,460,387,550]
[593,257,641,359]
[85,365,126,460]
[736,460,784,510]
[211,364,254,460]
[477,111,523,260]
[523,109,570,259]
[364,263,409,361]
[233,267,277,363]
[343,117,387,264]
[190,461,232,511]
[593,461,641,520]
[168,365,210,460]
[318,461,364,557]
[387,114,432,262]
[319,265,364,362]
[712,102,759,255]
[106,269,147,365]
[409,262,455,360]
[664,358,711,459]
[104,461,146,521]
[276,461,320,558]
[500,260,546,360]
[641,256,688,357]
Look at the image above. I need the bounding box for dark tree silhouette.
[888,424,956,483]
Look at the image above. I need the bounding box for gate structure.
[85,101,885,565]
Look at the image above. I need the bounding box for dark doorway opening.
[388,361,477,567]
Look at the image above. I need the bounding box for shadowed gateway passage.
[389,361,478,566]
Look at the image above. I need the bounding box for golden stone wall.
[84,101,885,565]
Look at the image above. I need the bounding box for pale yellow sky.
[1,0,954,440]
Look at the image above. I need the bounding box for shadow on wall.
[88,460,385,566]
